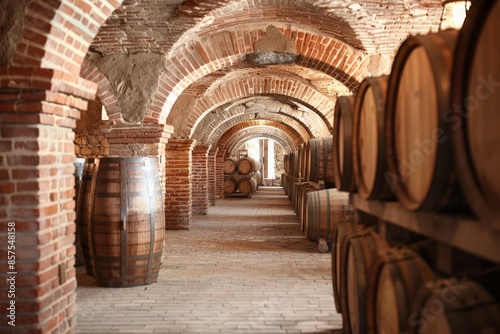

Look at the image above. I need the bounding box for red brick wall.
[215,150,226,199]
[208,148,218,206]
[192,144,210,215]
[165,139,196,230]
[0,68,97,334]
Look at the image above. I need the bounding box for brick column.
[208,147,218,206]
[165,139,196,230]
[0,68,96,333]
[215,150,226,199]
[192,144,211,215]
[99,123,174,194]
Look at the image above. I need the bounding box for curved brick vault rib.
[158,27,366,125]
[79,58,123,122]
[6,0,123,75]
[217,121,301,151]
[218,125,298,155]
[196,112,313,148]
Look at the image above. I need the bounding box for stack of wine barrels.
[75,157,165,287]
[223,156,261,196]
[331,2,500,333]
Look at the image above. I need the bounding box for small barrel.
[333,95,357,192]
[238,176,257,195]
[340,229,389,334]
[76,158,97,276]
[409,278,500,334]
[223,157,239,175]
[352,76,394,200]
[224,176,239,195]
[450,1,500,227]
[386,29,462,211]
[237,156,261,175]
[331,219,360,313]
[367,247,436,334]
[306,188,353,242]
[88,157,165,287]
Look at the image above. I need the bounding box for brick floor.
[76,186,343,333]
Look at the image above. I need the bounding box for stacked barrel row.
[282,136,355,252]
[333,2,500,333]
[223,156,261,197]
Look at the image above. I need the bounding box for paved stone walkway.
[76,186,343,333]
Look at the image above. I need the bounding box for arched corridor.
[76,187,343,333]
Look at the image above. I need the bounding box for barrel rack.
[351,194,500,267]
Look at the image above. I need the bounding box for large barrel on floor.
[224,175,239,195]
[333,95,357,192]
[450,1,500,227]
[367,247,436,334]
[297,183,316,231]
[409,278,500,334]
[73,158,86,267]
[386,29,462,211]
[305,136,335,188]
[76,157,97,276]
[88,157,165,287]
[223,157,238,175]
[340,229,389,334]
[237,156,261,175]
[331,219,360,314]
[306,188,353,242]
[352,76,394,200]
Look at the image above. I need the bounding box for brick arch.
[227,132,294,155]
[203,114,314,145]
[6,0,123,75]
[158,27,366,124]
[217,121,303,152]
[168,70,336,137]
[79,58,123,122]
[218,125,299,155]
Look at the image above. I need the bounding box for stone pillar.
[192,143,211,215]
[215,149,226,199]
[0,68,96,334]
[208,147,218,206]
[165,139,196,230]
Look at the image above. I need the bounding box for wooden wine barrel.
[238,176,257,195]
[223,157,238,175]
[298,184,316,231]
[298,143,308,180]
[352,76,394,200]
[340,229,389,334]
[306,188,353,242]
[291,151,299,179]
[367,247,435,334]
[331,219,360,313]
[305,136,336,188]
[237,156,261,175]
[305,138,321,182]
[283,154,290,175]
[88,157,165,287]
[224,176,239,195]
[73,157,86,267]
[450,0,500,228]
[333,95,357,192]
[386,29,462,211]
[409,278,500,334]
[76,158,97,276]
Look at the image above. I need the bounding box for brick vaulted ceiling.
[81,0,450,154]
